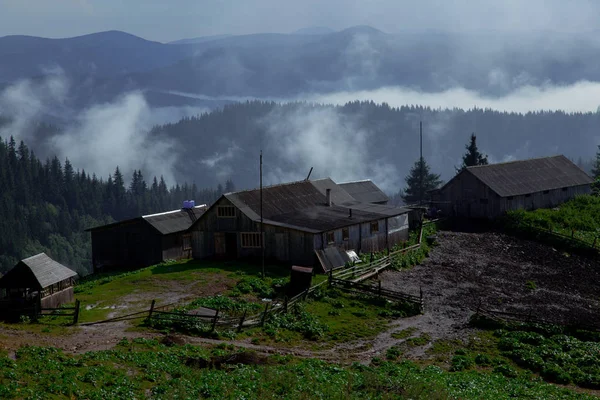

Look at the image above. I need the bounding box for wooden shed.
[0,253,78,309]
[189,178,411,271]
[432,155,593,219]
[87,204,206,272]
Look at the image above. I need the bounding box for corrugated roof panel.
[143,205,207,235]
[339,180,389,203]
[466,155,593,197]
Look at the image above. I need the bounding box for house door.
[225,233,238,258]
[215,233,226,255]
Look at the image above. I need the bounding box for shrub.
[450,355,473,372]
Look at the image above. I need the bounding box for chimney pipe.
[326,189,331,206]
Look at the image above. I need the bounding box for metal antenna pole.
[260,150,265,279]
[419,121,423,206]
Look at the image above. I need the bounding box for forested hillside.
[0,137,231,276]
[149,101,597,191]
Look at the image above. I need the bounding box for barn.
[188,178,411,271]
[0,253,78,309]
[432,155,593,219]
[87,203,207,272]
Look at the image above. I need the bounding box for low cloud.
[306,80,600,113]
[0,73,208,185]
[261,106,398,193]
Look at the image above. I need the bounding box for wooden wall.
[41,287,74,309]
[161,233,193,261]
[91,220,162,271]
[438,171,592,219]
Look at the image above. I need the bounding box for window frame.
[342,227,350,241]
[241,232,263,248]
[326,231,335,244]
[370,221,380,234]
[217,205,236,218]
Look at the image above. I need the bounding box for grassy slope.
[0,339,593,399]
[507,195,600,246]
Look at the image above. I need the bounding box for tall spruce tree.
[591,145,600,195]
[401,157,442,204]
[457,133,488,172]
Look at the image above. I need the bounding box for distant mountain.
[293,27,335,35]
[3,26,600,106]
[168,34,233,45]
[0,30,195,83]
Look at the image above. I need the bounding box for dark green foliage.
[450,355,473,372]
[503,195,600,249]
[402,157,442,204]
[0,136,233,275]
[265,303,329,340]
[457,133,488,172]
[0,341,592,399]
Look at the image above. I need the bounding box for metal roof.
[339,180,389,203]
[143,205,207,235]
[86,205,207,235]
[219,178,410,233]
[464,155,593,197]
[0,253,78,290]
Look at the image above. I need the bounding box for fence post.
[148,299,156,319]
[283,296,288,313]
[237,309,247,333]
[72,300,80,325]
[303,288,308,300]
[329,270,333,286]
[378,280,382,297]
[260,303,269,326]
[211,309,220,332]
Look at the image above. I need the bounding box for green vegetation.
[504,195,600,248]
[73,259,289,323]
[369,222,438,270]
[0,339,593,399]
[391,327,418,340]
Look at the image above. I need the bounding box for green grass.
[0,339,593,399]
[504,195,600,247]
[73,259,290,323]
[391,327,418,340]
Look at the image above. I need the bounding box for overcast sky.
[1,0,599,42]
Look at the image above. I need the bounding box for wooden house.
[431,155,593,219]
[0,253,78,309]
[188,178,411,271]
[87,203,207,272]
[338,180,389,204]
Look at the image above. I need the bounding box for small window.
[342,227,349,241]
[543,190,549,194]
[370,221,379,234]
[217,205,236,218]
[182,234,192,250]
[525,194,531,198]
[479,198,489,204]
[326,231,335,244]
[241,232,262,248]
[507,196,514,200]
[562,187,568,192]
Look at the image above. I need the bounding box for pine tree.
[401,157,442,204]
[591,145,600,195]
[457,133,488,172]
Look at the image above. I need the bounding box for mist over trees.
[0,137,230,275]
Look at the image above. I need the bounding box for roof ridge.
[466,154,564,169]
[22,253,46,261]
[225,177,334,195]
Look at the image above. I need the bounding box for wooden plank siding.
[91,220,163,270]
[437,170,592,219]
[190,196,411,268]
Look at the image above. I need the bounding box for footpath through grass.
[0,338,593,399]
[73,259,289,323]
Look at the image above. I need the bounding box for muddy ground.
[2,230,600,363]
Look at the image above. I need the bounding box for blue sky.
[0,0,599,42]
